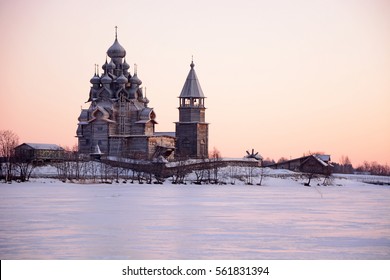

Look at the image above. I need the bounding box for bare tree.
[244,165,255,185]
[87,160,100,182]
[228,166,238,185]
[356,161,390,176]
[262,157,275,166]
[53,159,70,182]
[171,156,188,184]
[209,147,222,184]
[277,157,289,163]
[194,168,205,184]
[53,148,73,182]
[193,156,208,184]
[100,161,114,183]
[340,155,353,174]
[135,169,145,184]
[303,151,325,157]
[304,172,316,186]
[257,167,269,186]
[14,154,36,182]
[143,168,153,184]
[150,163,166,184]
[0,130,19,182]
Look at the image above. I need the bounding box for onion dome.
[101,72,112,84]
[90,64,101,85]
[90,74,100,85]
[107,59,115,70]
[102,59,108,72]
[130,64,142,85]
[129,72,142,85]
[107,38,126,59]
[116,73,128,85]
[122,58,130,71]
[142,87,149,105]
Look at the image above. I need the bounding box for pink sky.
[0,0,389,165]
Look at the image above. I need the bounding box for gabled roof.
[179,61,205,98]
[315,154,331,162]
[16,143,64,151]
[265,154,332,168]
[312,154,333,167]
[301,155,324,167]
[89,105,116,123]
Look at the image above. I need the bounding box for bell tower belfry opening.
[175,60,209,158]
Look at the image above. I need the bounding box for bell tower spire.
[175,59,209,158]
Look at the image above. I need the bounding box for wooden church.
[76,30,208,160]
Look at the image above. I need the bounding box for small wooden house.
[14,143,64,163]
[267,154,333,176]
[300,155,333,176]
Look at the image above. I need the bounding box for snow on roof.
[20,143,64,150]
[312,154,330,166]
[315,154,330,162]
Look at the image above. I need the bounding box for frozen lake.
[0,178,389,259]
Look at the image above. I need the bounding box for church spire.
[175,59,208,158]
[179,58,204,98]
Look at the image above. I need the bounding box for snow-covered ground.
[0,168,389,259]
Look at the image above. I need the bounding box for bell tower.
[175,60,209,158]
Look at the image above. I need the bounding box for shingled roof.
[179,61,205,98]
[17,143,64,150]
